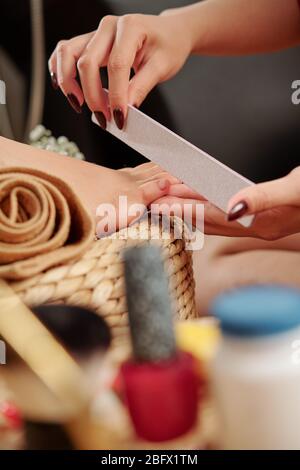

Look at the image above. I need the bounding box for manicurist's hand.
[49,0,300,129]
[153,167,300,241]
[48,12,193,129]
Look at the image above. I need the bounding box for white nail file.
[92,98,254,228]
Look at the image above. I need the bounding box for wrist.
[160,4,208,56]
[159,8,196,56]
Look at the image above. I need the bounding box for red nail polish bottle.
[0,401,23,430]
[121,246,199,442]
[121,351,198,442]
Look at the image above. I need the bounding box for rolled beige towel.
[0,167,94,280]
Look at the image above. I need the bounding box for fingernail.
[227,200,248,221]
[113,108,124,130]
[50,71,58,90]
[67,94,82,114]
[94,111,107,130]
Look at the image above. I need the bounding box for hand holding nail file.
[121,245,199,442]
[92,91,254,228]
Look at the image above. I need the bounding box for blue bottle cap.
[211,285,300,337]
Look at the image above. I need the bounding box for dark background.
[1,0,300,182]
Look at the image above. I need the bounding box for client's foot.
[95,163,180,237]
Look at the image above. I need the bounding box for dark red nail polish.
[227,200,248,221]
[50,71,58,90]
[67,94,82,114]
[113,108,124,130]
[94,111,107,130]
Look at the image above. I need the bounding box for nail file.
[92,96,254,228]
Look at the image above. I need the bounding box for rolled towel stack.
[0,167,94,280]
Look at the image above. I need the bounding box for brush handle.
[0,280,88,416]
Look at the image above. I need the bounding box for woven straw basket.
[9,216,196,342]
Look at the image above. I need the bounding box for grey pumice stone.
[124,245,177,362]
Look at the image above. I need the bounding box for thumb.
[227,172,298,221]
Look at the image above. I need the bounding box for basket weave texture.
[9,218,196,340]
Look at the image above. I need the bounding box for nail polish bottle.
[120,245,199,442]
[0,380,24,450]
[211,285,300,450]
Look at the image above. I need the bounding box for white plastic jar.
[211,285,300,450]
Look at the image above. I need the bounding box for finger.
[78,16,117,120]
[227,171,300,221]
[128,53,166,108]
[153,196,248,237]
[249,205,300,241]
[55,34,94,108]
[107,15,146,126]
